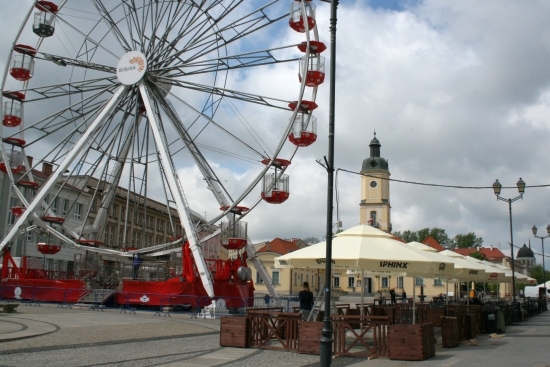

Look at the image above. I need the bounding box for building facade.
[359,133,391,232]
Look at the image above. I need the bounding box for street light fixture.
[532,224,550,300]
[492,178,525,306]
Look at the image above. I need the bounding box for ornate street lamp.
[492,178,525,309]
[532,224,550,301]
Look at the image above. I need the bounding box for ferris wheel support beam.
[157,95,231,208]
[0,85,129,253]
[157,94,278,298]
[138,81,214,298]
[87,114,143,238]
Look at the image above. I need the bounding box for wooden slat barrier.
[332,315,390,358]
[248,311,301,351]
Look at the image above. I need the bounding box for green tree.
[469,251,487,261]
[392,230,418,243]
[528,265,550,285]
[427,228,451,248]
[392,228,451,246]
[302,237,320,245]
[451,232,483,249]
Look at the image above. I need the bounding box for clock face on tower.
[370,180,377,188]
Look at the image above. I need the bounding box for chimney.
[490,245,494,250]
[42,162,53,176]
[27,156,33,168]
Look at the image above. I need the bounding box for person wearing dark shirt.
[299,281,314,321]
[133,253,142,279]
[389,288,396,304]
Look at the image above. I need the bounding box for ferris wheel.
[0,0,325,296]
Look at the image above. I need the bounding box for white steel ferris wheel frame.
[0,0,323,298]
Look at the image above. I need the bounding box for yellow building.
[248,238,319,295]
[359,133,391,232]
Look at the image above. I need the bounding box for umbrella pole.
[467,281,470,311]
[360,269,364,330]
[360,269,364,316]
[445,280,449,307]
[412,280,416,325]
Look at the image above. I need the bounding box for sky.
[2,1,550,268]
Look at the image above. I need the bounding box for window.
[333,276,340,288]
[109,226,115,243]
[370,211,376,223]
[415,277,424,286]
[61,199,68,216]
[381,276,389,288]
[90,199,96,213]
[433,278,443,286]
[157,219,164,232]
[272,271,280,285]
[74,203,82,220]
[294,272,298,286]
[7,196,17,225]
[148,216,154,228]
[256,272,264,284]
[118,229,123,246]
[397,276,404,288]
[51,197,58,214]
[26,231,33,242]
[110,204,118,218]
[348,277,355,288]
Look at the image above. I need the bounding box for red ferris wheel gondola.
[10,45,36,82]
[2,91,25,128]
[261,158,290,204]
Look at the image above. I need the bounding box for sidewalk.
[1,303,550,366]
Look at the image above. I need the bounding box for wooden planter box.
[426,308,445,327]
[298,321,323,355]
[441,317,460,348]
[388,323,435,361]
[220,316,251,348]
[372,306,395,324]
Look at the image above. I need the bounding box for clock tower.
[359,133,391,232]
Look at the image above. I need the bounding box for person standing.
[402,290,407,303]
[133,253,142,280]
[389,288,396,304]
[298,281,314,321]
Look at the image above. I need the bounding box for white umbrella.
[276,225,454,275]
[275,225,456,321]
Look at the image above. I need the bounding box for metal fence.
[0,284,300,318]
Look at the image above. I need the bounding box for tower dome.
[361,132,388,172]
[517,244,534,258]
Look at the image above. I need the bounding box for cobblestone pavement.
[1,303,550,366]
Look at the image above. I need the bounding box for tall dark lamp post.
[320,1,339,366]
[532,224,549,300]
[492,178,526,306]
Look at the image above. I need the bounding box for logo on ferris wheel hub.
[117,51,147,85]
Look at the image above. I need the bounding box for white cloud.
[2,1,550,269]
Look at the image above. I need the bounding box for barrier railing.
[332,315,390,357]
[249,311,301,351]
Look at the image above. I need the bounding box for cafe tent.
[275,225,455,275]
[275,225,456,321]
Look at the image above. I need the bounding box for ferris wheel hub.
[116,51,147,85]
